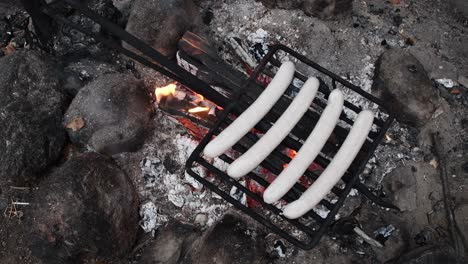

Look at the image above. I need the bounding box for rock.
[302,0,354,19]
[395,245,458,264]
[258,0,303,9]
[258,0,353,18]
[125,0,200,57]
[381,161,451,247]
[383,163,441,215]
[372,49,440,127]
[0,51,67,184]
[28,152,139,263]
[139,220,200,264]
[63,73,152,155]
[458,75,468,88]
[112,0,135,20]
[185,213,267,264]
[450,0,468,20]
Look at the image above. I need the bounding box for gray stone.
[458,75,468,88]
[184,213,267,264]
[383,163,441,216]
[372,49,440,127]
[63,73,152,155]
[139,220,200,264]
[258,0,353,18]
[28,152,139,264]
[258,0,303,9]
[302,0,354,19]
[0,51,67,184]
[125,0,200,57]
[395,245,458,264]
[450,0,468,20]
[112,0,135,20]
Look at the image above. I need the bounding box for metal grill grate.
[186,44,396,250]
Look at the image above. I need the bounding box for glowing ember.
[287,149,297,158]
[155,83,176,103]
[188,106,210,113]
[283,149,297,169]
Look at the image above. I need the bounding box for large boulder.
[0,51,67,184]
[28,152,139,263]
[125,0,200,57]
[63,73,152,155]
[372,49,440,127]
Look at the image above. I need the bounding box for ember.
[188,106,210,113]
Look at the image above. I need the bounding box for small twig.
[353,227,383,248]
[9,186,31,191]
[228,37,257,69]
[12,202,30,206]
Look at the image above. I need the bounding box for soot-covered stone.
[138,220,200,264]
[258,0,354,19]
[185,213,268,264]
[28,152,139,263]
[64,73,152,155]
[372,49,440,127]
[0,51,67,184]
[125,0,200,57]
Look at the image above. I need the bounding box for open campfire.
[0,0,467,264]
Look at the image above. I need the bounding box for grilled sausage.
[282,110,374,219]
[203,61,296,158]
[263,89,344,204]
[227,77,320,179]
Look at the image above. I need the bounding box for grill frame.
[186,44,395,250]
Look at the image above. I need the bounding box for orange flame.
[155,83,176,103]
[188,106,210,113]
[194,93,204,103]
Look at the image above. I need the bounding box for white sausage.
[282,110,374,219]
[203,61,296,158]
[263,89,344,204]
[227,77,320,179]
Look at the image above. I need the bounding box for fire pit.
[0,0,467,263]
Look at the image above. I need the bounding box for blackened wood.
[20,0,55,50]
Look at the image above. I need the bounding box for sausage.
[282,110,374,219]
[227,77,320,179]
[203,61,296,158]
[263,89,344,204]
